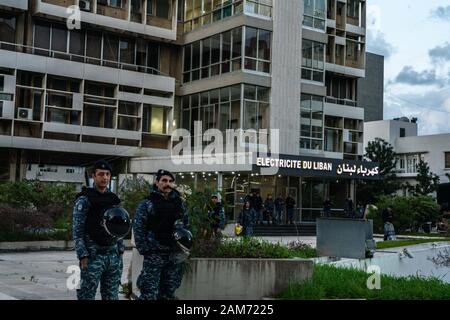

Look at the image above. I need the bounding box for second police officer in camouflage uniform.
[133,169,189,300]
[73,160,125,300]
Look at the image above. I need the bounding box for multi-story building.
[130,0,377,222]
[0,0,378,222]
[358,52,384,122]
[364,118,450,196]
[0,0,179,185]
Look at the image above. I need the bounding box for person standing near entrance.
[382,206,396,241]
[73,160,126,300]
[323,198,332,218]
[238,201,255,236]
[274,194,285,224]
[285,195,296,224]
[264,194,275,225]
[208,194,226,238]
[345,197,354,218]
[133,169,189,300]
[255,193,263,224]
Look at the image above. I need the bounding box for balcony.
[34,0,177,40]
[0,0,28,10]
[0,40,170,78]
[183,0,272,33]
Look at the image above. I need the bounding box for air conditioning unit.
[18,108,33,120]
[79,0,91,12]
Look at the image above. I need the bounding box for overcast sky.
[366,0,450,135]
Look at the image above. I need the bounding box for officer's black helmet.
[102,207,131,239]
[170,228,193,263]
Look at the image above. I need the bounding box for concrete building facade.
[0,0,380,222]
[364,118,450,195]
[358,52,383,122]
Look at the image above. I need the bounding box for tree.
[357,138,400,204]
[406,159,440,196]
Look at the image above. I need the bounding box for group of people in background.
[322,197,365,219]
[237,192,297,236]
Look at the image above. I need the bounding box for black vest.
[76,188,121,246]
[147,191,183,247]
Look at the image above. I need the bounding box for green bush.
[0,181,77,211]
[192,237,316,259]
[279,264,450,300]
[118,176,151,219]
[367,195,440,233]
[0,206,72,242]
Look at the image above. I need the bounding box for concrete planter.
[131,249,314,300]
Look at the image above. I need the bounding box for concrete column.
[270,0,303,155]
[9,150,16,182]
[217,172,223,192]
[350,179,356,201]
[143,0,148,24]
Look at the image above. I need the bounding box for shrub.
[367,195,440,233]
[118,176,151,219]
[192,237,316,259]
[0,181,77,211]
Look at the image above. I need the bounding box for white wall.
[270,0,302,156]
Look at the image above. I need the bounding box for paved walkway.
[0,250,132,300]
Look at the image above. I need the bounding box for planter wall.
[131,249,313,300]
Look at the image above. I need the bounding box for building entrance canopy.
[254,154,380,180]
[130,152,379,180]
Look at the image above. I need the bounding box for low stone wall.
[131,250,313,300]
[0,240,132,252]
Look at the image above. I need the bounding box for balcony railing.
[0,41,168,77]
[325,96,357,107]
[183,0,272,33]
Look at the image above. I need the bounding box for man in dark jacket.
[73,160,125,300]
[208,194,225,237]
[382,207,395,241]
[285,195,296,224]
[264,194,275,224]
[133,169,189,300]
[238,201,255,236]
[274,194,285,225]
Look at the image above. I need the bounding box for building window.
[0,101,3,118]
[445,152,450,169]
[400,128,405,138]
[184,0,272,33]
[34,21,51,51]
[302,40,324,83]
[243,85,270,130]
[303,0,326,31]
[325,73,357,106]
[0,13,16,44]
[405,154,420,174]
[0,76,3,92]
[183,27,268,83]
[347,0,359,18]
[244,27,271,73]
[142,104,169,134]
[180,84,269,134]
[33,23,161,74]
[98,0,123,7]
[300,94,324,151]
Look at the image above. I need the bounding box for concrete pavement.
[0,250,132,300]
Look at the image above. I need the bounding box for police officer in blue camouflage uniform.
[73,160,125,300]
[133,169,189,300]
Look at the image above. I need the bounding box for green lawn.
[376,239,450,250]
[279,264,450,300]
